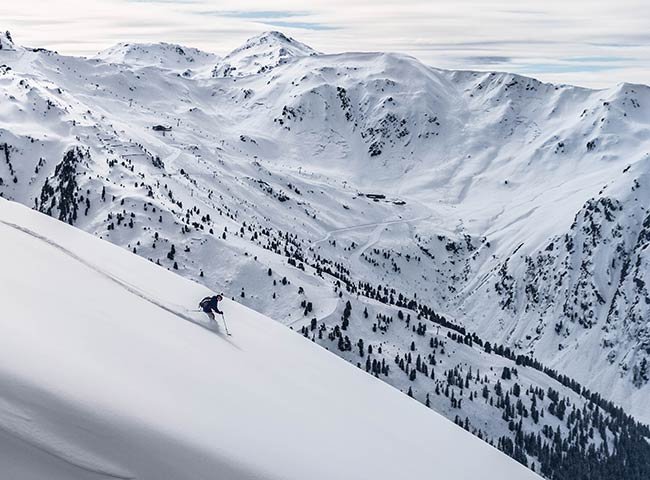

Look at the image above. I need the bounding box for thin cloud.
[462,55,512,65]
[516,63,623,74]
[259,20,337,31]
[214,11,311,19]
[565,56,627,63]
[1,0,648,88]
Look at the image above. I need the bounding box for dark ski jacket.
[200,296,223,314]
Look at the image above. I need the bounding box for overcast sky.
[2,0,649,88]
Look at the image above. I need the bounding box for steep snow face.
[450,184,650,425]
[212,31,318,77]
[96,42,219,73]
[0,199,540,480]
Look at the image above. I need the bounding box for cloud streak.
[215,10,310,19]
[1,0,648,88]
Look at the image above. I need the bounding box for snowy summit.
[212,31,318,77]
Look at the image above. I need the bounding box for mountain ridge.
[212,30,318,77]
[1,29,649,478]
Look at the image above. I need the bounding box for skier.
[199,294,223,322]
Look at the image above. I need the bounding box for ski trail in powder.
[0,220,221,335]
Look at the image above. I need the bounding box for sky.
[2,0,649,88]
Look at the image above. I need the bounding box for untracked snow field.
[0,199,540,479]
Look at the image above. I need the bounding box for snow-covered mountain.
[96,42,219,75]
[1,29,649,478]
[0,198,543,479]
[212,31,317,77]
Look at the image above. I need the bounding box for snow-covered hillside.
[211,31,317,77]
[0,29,649,478]
[0,198,541,480]
[96,42,219,75]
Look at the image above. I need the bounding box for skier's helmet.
[216,294,223,301]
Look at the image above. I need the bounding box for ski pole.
[221,313,231,336]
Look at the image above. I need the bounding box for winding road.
[311,213,433,250]
[295,212,433,329]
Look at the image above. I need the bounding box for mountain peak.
[233,30,317,55]
[248,30,294,43]
[213,30,318,77]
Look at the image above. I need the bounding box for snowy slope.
[0,198,540,480]
[1,29,649,478]
[96,42,219,75]
[211,31,317,77]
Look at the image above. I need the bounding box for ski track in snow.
[0,219,238,345]
[291,213,432,328]
[311,213,433,249]
[351,222,390,268]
